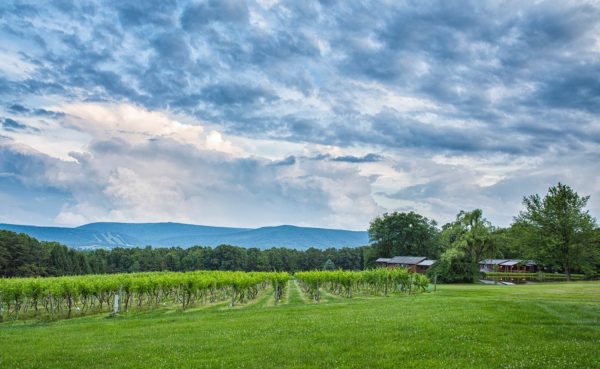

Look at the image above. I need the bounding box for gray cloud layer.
[0,1,597,151]
[0,0,599,228]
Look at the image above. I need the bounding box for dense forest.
[0,230,368,277]
[1,183,599,280]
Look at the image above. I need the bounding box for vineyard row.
[0,269,430,321]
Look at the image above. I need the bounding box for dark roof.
[387,256,427,265]
[417,259,436,266]
[480,259,508,265]
[481,259,538,266]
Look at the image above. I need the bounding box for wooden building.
[479,259,538,273]
[375,256,437,274]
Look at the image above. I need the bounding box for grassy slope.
[1,282,599,369]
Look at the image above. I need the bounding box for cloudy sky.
[1,0,599,230]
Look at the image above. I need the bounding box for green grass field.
[1,281,599,369]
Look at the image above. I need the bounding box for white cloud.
[59,102,207,147]
[45,138,381,229]
[0,101,382,229]
[0,49,37,79]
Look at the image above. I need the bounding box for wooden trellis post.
[384,277,388,296]
[112,289,120,315]
[316,281,320,302]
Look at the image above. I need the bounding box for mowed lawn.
[1,281,599,369]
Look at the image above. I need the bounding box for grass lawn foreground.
[1,281,599,369]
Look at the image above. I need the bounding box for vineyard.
[0,269,430,321]
[295,268,430,301]
[0,270,290,321]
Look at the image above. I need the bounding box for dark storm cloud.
[534,64,600,114]
[332,153,382,163]
[7,104,65,118]
[8,104,28,114]
[1,118,28,131]
[1,118,41,133]
[270,156,296,166]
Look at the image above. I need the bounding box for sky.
[0,0,599,231]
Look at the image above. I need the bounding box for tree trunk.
[471,259,481,283]
[50,294,54,320]
[564,264,571,281]
[125,292,131,312]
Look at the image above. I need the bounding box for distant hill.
[0,222,369,250]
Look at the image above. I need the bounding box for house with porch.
[479,259,538,273]
[376,256,437,274]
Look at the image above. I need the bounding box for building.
[376,256,437,274]
[479,259,538,273]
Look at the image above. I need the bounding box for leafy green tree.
[209,245,247,271]
[592,228,600,273]
[322,259,336,270]
[436,209,495,282]
[429,247,472,283]
[490,223,536,260]
[516,183,598,279]
[368,211,440,258]
[245,248,271,271]
[334,247,364,270]
[164,250,181,271]
[297,247,326,270]
[0,238,9,274]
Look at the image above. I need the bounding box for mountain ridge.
[0,222,369,250]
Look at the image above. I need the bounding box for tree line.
[0,231,368,278]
